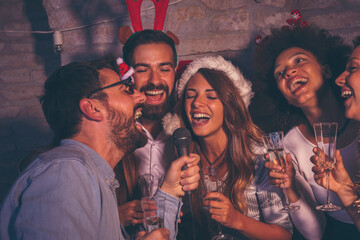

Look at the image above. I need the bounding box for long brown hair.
[114,153,140,205]
[178,68,263,214]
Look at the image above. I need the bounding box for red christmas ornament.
[286,9,308,28]
[255,35,263,45]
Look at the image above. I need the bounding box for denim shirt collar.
[60,139,118,188]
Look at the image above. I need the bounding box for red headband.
[119,0,179,45]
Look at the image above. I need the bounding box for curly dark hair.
[353,36,360,48]
[252,25,351,133]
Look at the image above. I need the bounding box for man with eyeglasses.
[0,56,200,240]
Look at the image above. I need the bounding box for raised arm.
[312,148,360,230]
[264,153,325,239]
[154,153,200,240]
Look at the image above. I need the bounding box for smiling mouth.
[144,90,164,103]
[341,89,353,99]
[145,90,164,95]
[135,108,142,120]
[192,112,211,124]
[289,78,308,93]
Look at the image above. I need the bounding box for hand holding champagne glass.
[313,122,341,211]
[200,167,233,240]
[262,131,300,213]
[141,196,165,232]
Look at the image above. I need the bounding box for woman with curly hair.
[165,55,292,240]
[253,25,360,239]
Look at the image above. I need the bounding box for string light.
[53,30,63,54]
[0,0,183,55]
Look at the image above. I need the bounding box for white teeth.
[145,90,163,95]
[341,90,353,98]
[289,78,308,93]
[192,113,210,119]
[135,110,142,119]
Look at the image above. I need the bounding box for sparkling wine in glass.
[262,131,300,213]
[138,174,164,197]
[200,167,233,240]
[138,174,154,197]
[141,196,165,232]
[313,122,341,211]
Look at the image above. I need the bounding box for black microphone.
[172,128,192,193]
[172,128,196,240]
[173,128,191,159]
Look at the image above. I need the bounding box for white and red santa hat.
[116,57,134,83]
[177,55,253,108]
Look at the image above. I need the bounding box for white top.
[284,127,360,237]
[134,124,177,196]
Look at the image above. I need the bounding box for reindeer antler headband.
[119,0,179,45]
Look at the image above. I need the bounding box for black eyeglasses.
[87,78,134,98]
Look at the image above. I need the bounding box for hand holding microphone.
[171,128,198,240]
[173,128,192,197]
[159,128,200,198]
[173,128,192,168]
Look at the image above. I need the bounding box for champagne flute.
[313,122,341,211]
[141,195,165,232]
[138,174,164,197]
[200,167,233,240]
[138,174,154,197]
[262,131,300,213]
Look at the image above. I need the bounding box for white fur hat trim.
[176,55,253,108]
[162,112,182,136]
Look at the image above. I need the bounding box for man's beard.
[140,83,175,120]
[106,104,147,154]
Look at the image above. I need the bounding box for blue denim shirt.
[0,139,182,240]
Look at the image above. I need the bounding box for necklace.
[196,145,227,167]
[307,118,349,137]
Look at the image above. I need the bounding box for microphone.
[173,128,191,159]
[172,128,192,193]
[172,128,196,240]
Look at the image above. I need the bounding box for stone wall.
[0,0,359,201]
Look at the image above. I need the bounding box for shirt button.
[153,164,158,168]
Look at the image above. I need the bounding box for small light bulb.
[54,45,63,54]
[53,30,63,54]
